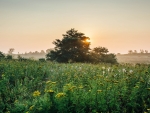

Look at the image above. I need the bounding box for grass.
[0,60,150,113]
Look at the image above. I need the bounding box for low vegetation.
[0,60,150,113]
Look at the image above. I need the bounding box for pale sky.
[0,0,150,54]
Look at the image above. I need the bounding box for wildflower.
[46,81,51,84]
[5,111,10,113]
[2,74,5,77]
[51,82,56,84]
[46,90,54,93]
[102,66,105,70]
[147,108,150,111]
[134,86,139,88]
[114,81,119,83]
[99,83,104,86]
[102,71,105,75]
[29,105,34,110]
[118,69,121,72]
[107,67,111,72]
[78,85,83,89]
[14,100,18,103]
[79,66,82,70]
[122,68,126,73]
[129,70,133,73]
[55,93,65,98]
[33,90,41,97]
[146,88,150,90]
[97,90,102,93]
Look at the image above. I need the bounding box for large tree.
[46,29,90,62]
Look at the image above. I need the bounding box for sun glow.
[85,39,91,42]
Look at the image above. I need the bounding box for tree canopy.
[46,28,117,64]
[46,29,90,62]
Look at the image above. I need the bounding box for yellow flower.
[78,85,83,89]
[29,105,34,110]
[51,82,56,84]
[47,90,54,93]
[97,90,102,93]
[55,93,65,98]
[114,81,119,83]
[2,74,5,77]
[99,83,104,86]
[46,81,51,84]
[33,90,41,97]
[5,111,10,113]
[14,100,18,103]
[146,88,150,90]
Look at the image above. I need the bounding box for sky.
[0,0,150,54]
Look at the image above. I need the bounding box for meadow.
[0,60,150,113]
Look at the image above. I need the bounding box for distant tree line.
[46,28,117,64]
[128,50,149,54]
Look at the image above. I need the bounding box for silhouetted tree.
[46,49,53,54]
[140,49,144,54]
[93,47,109,55]
[40,50,45,54]
[90,47,117,64]
[134,50,137,54]
[46,28,90,62]
[145,50,148,53]
[128,50,133,54]
[8,48,14,55]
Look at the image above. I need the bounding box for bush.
[39,58,46,62]
[6,55,12,60]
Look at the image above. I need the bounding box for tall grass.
[0,60,150,113]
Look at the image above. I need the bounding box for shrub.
[6,55,12,60]
[39,58,46,62]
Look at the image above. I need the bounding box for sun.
[85,39,91,42]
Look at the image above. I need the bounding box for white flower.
[114,74,117,77]
[129,70,133,73]
[102,66,105,70]
[107,67,111,72]
[122,68,126,73]
[102,71,105,75]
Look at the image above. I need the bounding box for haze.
[0,0,150,54]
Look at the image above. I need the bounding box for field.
[117,54,150,64]
[0,60,150,113]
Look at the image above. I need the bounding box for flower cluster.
[55,93,65,98]
[33,90,41,97]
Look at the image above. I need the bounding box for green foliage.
[17,55,29,61]
[0,60,150,112]
[5,55,13,60]
[89,47,117,64]
[39,58,46,62]
[46,28,90,63]
[0,51,5,60]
